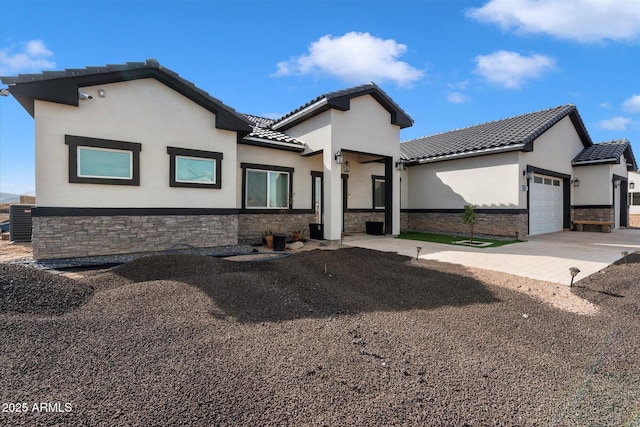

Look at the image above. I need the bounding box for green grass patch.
[397,231,522,248]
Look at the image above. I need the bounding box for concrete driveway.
[342,229,640,285]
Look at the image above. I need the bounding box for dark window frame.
[372,175,385,209]
[241,163,294,210]
[65,135,141,186]
[167,147,222,189]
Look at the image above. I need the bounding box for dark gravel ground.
[1,248,638,426]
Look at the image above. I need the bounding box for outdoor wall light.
[343,160,350,173]
[335,150,344,165]
[571,178,580,187]
[569,267,580,287]
[613,178,621,188]
[98,89,106,97]
[629,181,635,190]
[395,160,406,171]
[524,170,533,180]
[78,91,93,100]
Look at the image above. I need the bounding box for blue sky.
[1,0,639,195]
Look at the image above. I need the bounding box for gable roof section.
[0,59,253,137]
[241,114,305,152]
[400,104,592,164]
[572,139,638,170]
[271,82,413,131]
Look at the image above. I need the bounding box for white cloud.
[447,80,470,90]
[473,50,556,89]
[598,116,631,130]
[447,92,470,104]
[273,32,424,87]
[0,40,56,75]
[600,101,612,109]
[622,94,640,113]
[467,0,640,43]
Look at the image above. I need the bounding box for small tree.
[462,205,477,243]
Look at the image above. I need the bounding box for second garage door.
[529,174,563,235]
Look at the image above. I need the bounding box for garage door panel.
[530,174,563,235]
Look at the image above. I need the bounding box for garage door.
[529,174,563,235]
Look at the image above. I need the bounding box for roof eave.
[406,144,525,165]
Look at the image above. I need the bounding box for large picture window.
[65,135,141,185]
[242,164,293,209]
[630,193,640,206]
[372,175,385,209]
[167,147,222,189]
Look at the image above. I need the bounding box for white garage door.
[529,174,563,235]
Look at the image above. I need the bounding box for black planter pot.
[273,234,287,251]
[308,223,323,240]
[365,221,384,235]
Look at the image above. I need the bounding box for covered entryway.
[529,173,564,235]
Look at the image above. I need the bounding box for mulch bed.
[1,248,638,426]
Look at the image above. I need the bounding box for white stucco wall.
[629,171,640,215]
[343,156,385,209]
[572,164,612,205]
[518,116,586,207]
[34,78,239,208]
[406,151,521,209]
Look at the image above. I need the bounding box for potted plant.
[262,229,273,249]
[291,226,306,242]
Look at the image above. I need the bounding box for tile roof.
[271,82,413,130]
[572,139,638,170]
[0,59,253,135]
[400,104,591,163]
[242,114,305,147]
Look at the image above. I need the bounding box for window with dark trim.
[630,193,640,206]
[167,147,222,189]
[65,135,141,185]
[241,163,293,209]
[372,175,385,209]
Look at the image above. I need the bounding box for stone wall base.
[32,215,238,260]
[344,211,386,234]
[237,213,316,245]
[404,211,528,239]
[630,214,640,228]
[571,207,615,231]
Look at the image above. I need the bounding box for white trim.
[415,144,524,164]
[572,158,617,166]
[243,137,303,149]
[271,98,328,130]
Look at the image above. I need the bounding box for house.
[0,59,412,259]
[1,59,637,260]
[629,170,640,227]
[399,105,637,238]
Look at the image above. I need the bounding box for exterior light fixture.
[613,178,621,188]
[343,160,350,173]
[571,178,580,187]
[621,250,629,265]
[78,91,93,100]
[395,160,406,171]
[335,150,344,165]
[98,89,106,97]
[569,267,580,287]
[416,246,422,260]
[524,170,533,180]
[629,181,635,190]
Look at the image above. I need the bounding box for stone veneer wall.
[630,214,640,228]
[405,211,528,239]
[343,211,386,234]
[571,207,615,231]
[32,215,238,260]
[237,212,317,245]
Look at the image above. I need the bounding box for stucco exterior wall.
[405,151,521,209]
[344,157,385,209]
[572,164,612,206]
[34,79,238,208]
[629,171,640,220]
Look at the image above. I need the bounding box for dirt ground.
[1,247,638,426]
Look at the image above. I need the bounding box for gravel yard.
[1,248,638,426]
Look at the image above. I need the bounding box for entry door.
[614,182,621,229]
[529,174,563,235]
[314,175,322,224]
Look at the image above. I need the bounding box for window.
[167,147,222,189]
[630,193,640,206]
[533,176,543,184]
[242,164,293,209]
[65,135,141,185]
[372,175,385,209]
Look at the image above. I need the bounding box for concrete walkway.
[342,229,640,285]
